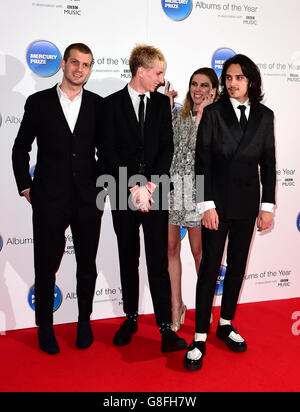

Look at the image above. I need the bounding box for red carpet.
[0,298,299,393]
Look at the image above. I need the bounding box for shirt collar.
[127,83,150,101]
[230,97,250,109]
[57,83,83,101]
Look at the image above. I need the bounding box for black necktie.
[238,105,247,134]
[138,94,145,140]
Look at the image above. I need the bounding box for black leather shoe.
[38,326,60,355]
[216,323,247,352]
[184,340,206,371]
[161,329,188,353]
[113,318,138,346]
[76,321,93,349]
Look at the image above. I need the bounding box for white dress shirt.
[56,83,82,132]
[127,83,150,120]
[230,97,250,121]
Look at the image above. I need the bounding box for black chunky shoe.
[184,340,206,371]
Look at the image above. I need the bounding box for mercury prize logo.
[212,48,236,77]
[161,0,193,21]
[28,284,63,312]
[26,40,61,77]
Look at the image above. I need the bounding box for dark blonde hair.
[182,67,219,119]
[129,44,166,77]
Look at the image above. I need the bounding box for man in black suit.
[184,54,276,370]
[12,43,103,354]
[102,44,187,353]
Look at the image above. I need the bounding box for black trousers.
[195,217,256,333]
[32,201,102,326]
[112,209,172,326]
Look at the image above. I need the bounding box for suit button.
[72,153,76,157]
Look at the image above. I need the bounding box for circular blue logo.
[28,284,63,312]
[215,264,226,296]
[26,40,61,77]
[161,0,193,21]
[180,226,187,240]
[211,48,236,78]
[0,235,3,252]
[297,213,300,232]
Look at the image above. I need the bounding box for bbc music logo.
[26,40,61,77]
[28,285,63,312]
[161,0,193,21]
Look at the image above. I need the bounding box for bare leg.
[167,224,183,324]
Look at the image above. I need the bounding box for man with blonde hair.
[129,44,166,76]
[102,44,187,353]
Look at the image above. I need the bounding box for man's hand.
[22,189,31,204]
[202,208,219,230]
[130,185,152,213]
[257,210,273,232]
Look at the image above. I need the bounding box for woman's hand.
[165,81,178,109]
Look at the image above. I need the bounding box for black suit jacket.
[12,85,103,208]
[102,85,173,185]
[195,98,276,219]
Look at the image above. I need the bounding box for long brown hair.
[182,67,219,119]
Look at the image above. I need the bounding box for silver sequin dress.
[168,107,202,227]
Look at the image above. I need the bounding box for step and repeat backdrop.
[0,0,299,332]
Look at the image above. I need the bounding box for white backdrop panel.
[0,0,299,332]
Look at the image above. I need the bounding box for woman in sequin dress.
[166,68,219,331]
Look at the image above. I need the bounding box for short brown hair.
[129,44,166,77]
[63,43,94,63]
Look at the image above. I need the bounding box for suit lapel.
[220,99,263,157]
[73,88,88,135]
[237,104,263,152]
[220,99,242,156]
[144,93,155,140]
[121,86,141,143]
[48,85,72,134]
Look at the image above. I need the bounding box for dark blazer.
[12,85,103,208]
[195,98,276,220]
[102,85,173,183]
